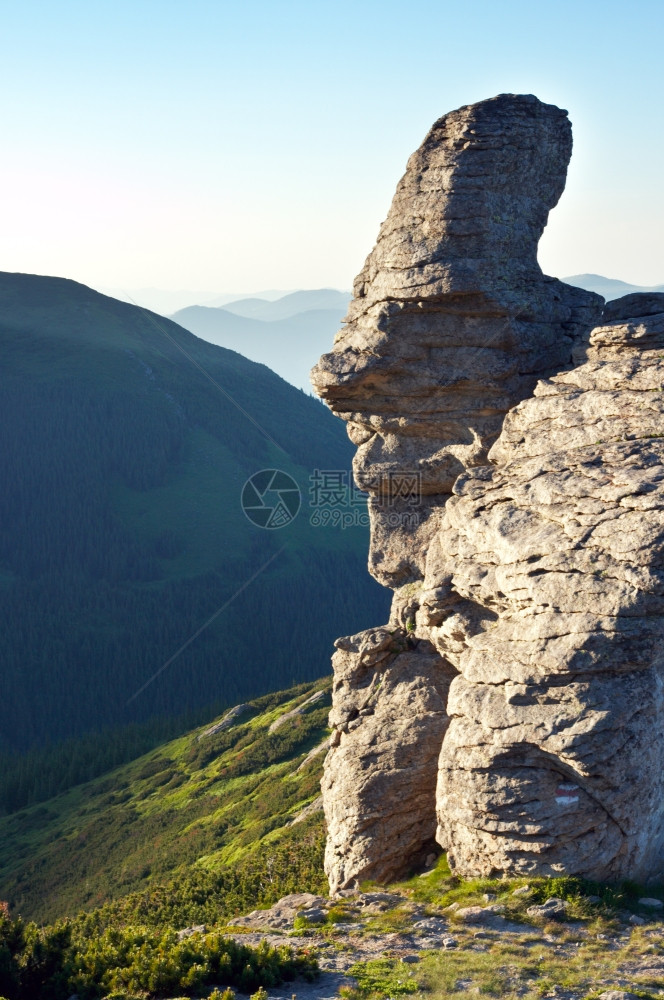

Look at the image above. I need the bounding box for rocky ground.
[215,878,664,1000]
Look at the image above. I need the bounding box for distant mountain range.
[95,277,664,399]
[220,288,350,321]
[171,289,351,391]
[563,273,664,300]
[101,287,298,315]
[0,273,387,751]
[168,277,664,391]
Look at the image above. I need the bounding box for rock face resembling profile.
[311,93,601,592]
[312,92,664,889]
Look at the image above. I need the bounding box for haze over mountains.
[103,287,299,316]
[118,277,661,393]
[563,273,664,300]
[172,290,350,391]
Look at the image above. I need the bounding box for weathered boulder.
[322,627,456,893]
[430,297,664,880]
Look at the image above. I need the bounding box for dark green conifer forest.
[0,272,388,759]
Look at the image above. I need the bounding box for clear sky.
[1,0,662,295]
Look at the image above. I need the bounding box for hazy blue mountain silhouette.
[221,289,350,321]
[564,273,664,300]
[171,301,349,391]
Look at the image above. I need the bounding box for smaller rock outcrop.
[322,628,456,893]
[576,292,664,362]
[198,704,250,739]
[269,690,326,732]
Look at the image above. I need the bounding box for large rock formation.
[312,93,601,593]
[313,93,664,889]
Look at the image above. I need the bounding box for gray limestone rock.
[455,905,506,924]
[269,690,326,732]
[176,924,206,940]
[289,795,324,826]
[313,92,664,891]
[232,893,328,931]
[294,736,332,773]
[526,899,568,920]
[198,704,250,739]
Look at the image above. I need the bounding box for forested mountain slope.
[0,272,388,751]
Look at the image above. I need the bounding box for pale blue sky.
[0,0,662,294]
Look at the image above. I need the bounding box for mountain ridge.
[171,304,348,391]
[563,271,664,299]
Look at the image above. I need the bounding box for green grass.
[0,679,332,925]
[343,925,664,1000]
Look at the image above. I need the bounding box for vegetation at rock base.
[334,856,664,1000]
[345,935,664,1000]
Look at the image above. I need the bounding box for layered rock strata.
[313,92,664,889]
[311,93,601,591]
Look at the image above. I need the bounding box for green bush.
[0,909,317,1000]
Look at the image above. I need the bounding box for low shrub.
[0,908,317,1000]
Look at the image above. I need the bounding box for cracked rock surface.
[430,294,664,880]
[322,628,456,893]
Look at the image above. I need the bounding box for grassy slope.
[3,676,664,1000]
[0,679,331,924]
